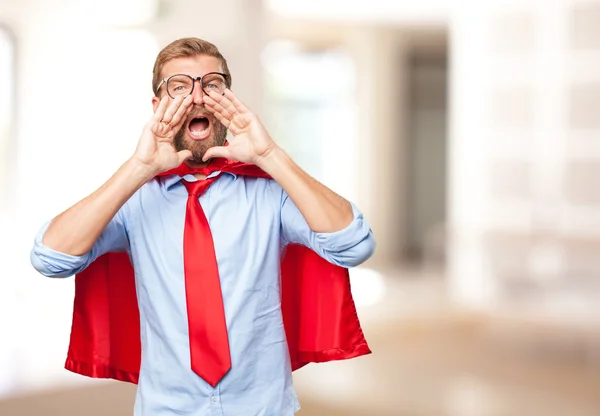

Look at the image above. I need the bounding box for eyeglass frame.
[156,72,231,99]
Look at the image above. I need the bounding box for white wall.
[448,0,600,317]
[0,0,267,397]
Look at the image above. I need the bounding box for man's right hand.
[40,94,194,256]
[132,94,193,175]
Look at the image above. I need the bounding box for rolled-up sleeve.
[30,210,129,278]
[280,193,376,268]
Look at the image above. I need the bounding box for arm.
[256,148,352,233]
[202,89,375,266]
[34,94,194,257]
[43,160,157,256]
[202,90,353,233]
[31,208,129,278]
[279,190,375,267]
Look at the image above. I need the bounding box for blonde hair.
[152,37,231,96]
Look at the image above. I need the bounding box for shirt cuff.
[30,220,90,277]
[312,202,373,253]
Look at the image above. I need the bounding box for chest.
[127,178,282,286]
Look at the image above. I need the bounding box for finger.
[202,145,231,162]
[205,102,232,128]
[170,95,193,128]
[224,89,251,114]
[204,95,236,120]
[219,95,239,118]
[162,95,185,124]
[231,113,252,131]
[229,113,252,136]
[151,95,169,123]
[177,149,193,164]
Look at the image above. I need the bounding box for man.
[30,37,375,415]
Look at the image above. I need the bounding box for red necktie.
[182,176,231,387]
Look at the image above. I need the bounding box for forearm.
[42,158,156,256]
[259,147,353,233]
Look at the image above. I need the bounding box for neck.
[184,159,210,169]
[185,158,211,180]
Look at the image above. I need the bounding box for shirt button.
[211,396,217,402]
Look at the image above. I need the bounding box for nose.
[191,80,205,105]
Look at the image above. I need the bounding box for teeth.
[190,128,209,138]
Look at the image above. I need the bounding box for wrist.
[255,146,291,175]
[124,157,160,183]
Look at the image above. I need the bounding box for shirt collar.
[161,170,237,190]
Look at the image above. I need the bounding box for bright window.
[0,26,14,193]
[0,24,16,397]
[262,40,357,200]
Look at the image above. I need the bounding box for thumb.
[203,146,230,162]
[177,149,193,165]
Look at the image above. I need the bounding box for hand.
[202,89,278,166]
[132,95,193,174]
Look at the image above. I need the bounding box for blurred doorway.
[404,31,448,267]
[0,25,15,209]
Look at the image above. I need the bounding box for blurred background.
[1,0,600,415]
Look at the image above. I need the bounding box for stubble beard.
[173,109,228,165]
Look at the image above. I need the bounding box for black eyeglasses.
[157,72,230,99]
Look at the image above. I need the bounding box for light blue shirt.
[30,170,375,416]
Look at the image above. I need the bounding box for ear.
[152,96,160,113]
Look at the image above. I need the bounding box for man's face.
[153,55,228,165]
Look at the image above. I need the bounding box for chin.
[183,136,213,161]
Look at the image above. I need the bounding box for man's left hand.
[202,89,278,166]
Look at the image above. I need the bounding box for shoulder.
[121,177,165,216]
[137,177,165,199]
[235,175,282,193]
[221,175,284,206]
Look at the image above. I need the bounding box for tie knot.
[183,178,214,196]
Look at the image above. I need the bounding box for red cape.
[65,159,371,383]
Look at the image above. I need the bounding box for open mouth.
[187,116,212,140]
